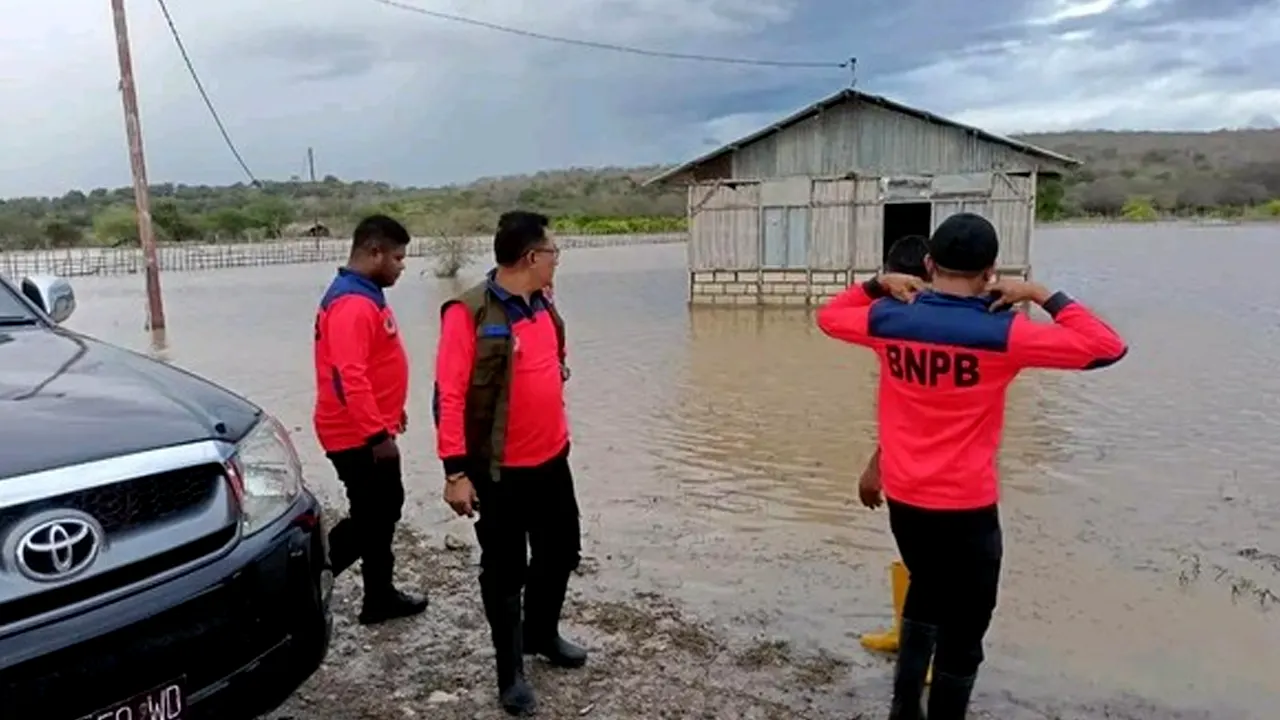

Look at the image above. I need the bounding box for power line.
[154,0,261,186]
[368,0,849,69]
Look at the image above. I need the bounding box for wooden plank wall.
[809,179,855,270]
[851,178,884,272]
[687,183,760,270]
[686,171,1037,279]
[931,174,1034,271]
[989,173,1035,270]
[689,179,858,272]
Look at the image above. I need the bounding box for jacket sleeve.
[816,279,886,348]
[550,297,567,365]
[1007,292,1129,370]
[324,297,391,444]
[435,302,475,474]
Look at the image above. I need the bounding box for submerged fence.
[0,233,687,278]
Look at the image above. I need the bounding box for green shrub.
[1120,196,1158,222]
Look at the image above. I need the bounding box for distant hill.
[2,130,1278,250]
[1017,129,1280,171]
[1014,129,1280,216]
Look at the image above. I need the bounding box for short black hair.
[493,211,550,266]
[352,214,411,254]
[927,213,999,276]
[884,235,930,280]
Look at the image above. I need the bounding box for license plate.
[78,679,185,720]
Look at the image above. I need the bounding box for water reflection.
[663,305,1059,534]
[59,234,1280,580]
[146,327,169,359]
[49,230,1280,716]
[662,307,879,530]
[9,331,90,400]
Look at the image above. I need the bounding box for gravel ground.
[267,526,858,720]
[262,524,1227,720]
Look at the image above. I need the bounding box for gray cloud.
[236,28,385,81]
[2,0,1278,197]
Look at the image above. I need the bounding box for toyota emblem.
[14,512,103,582]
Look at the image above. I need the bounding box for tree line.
[3,130,1279,251]
[0,167,688,251]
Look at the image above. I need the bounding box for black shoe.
[926,671,976,720]
[888,620,937,720]
[524,633,588,669]
[499,675,537,717]
[484,589,538,716]
[524,569,586,668]
[358,588,429,625]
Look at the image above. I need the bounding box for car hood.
[0,327,261,479]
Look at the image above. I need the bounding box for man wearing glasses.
[434,211,583,717]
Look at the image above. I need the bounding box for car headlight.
[226,415,304,535]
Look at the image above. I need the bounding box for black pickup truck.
[0,273,332,719]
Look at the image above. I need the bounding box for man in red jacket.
[817,213,1128,720]
[313,214,427,625]
[435,211,582,717]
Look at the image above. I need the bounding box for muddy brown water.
[59,224,1280,719]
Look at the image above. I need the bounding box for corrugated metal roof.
[645,88,1080,185]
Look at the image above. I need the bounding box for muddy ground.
[265,524,1224,720]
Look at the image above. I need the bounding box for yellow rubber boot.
[861,561,933,684]
[860,560,909,652]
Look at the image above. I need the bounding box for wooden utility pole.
[110,0,166,331]
[307,147,321,248]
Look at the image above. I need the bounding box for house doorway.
[881,202,933,266]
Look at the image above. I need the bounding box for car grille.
[0,464,222,536]
[0,526,236,627]
[0,464,233,628]
[0,549,291,718]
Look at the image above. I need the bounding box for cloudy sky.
[3,0,1278,198]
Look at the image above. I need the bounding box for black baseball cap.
[927,212,998,272]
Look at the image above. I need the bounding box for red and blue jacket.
[434,273,568,473]
[312,268,409,453]
[818,282,1128,510]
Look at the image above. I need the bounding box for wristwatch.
[445,472,467,484]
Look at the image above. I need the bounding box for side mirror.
[21,275,76,324]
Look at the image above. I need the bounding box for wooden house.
[645,88,1080,305]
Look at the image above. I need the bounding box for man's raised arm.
[817,274,922,347]
[1007,290,1128,371]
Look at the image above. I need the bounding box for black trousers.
[326,447,406,595]
[888,499,1003,678]
[472,444,582,635]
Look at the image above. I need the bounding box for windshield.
[0,277,40,322]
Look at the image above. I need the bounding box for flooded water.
[63,224,1280,718]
